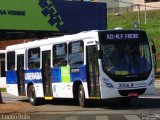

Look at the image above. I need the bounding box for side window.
[7,51,15,70]
[28,48,40,69]
[53,43,67,66]
[69,41,84,65]
[1,61,6,77]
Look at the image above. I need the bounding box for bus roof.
[0,50,5,54]
[6,30,99,51]
[6,29,146,51]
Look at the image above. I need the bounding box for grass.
[108,10,160,39]
[107,10,160,68]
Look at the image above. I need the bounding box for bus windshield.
[101,41,152,77]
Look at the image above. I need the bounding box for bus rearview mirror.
[152,45,156,54]
[98,50,102,59]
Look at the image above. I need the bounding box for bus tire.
[78,84,87,107]
[28,85,40,106]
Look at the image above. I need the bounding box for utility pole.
[137,4,140,29]
[145,2,147,24]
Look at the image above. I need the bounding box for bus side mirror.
[98,50,102,59]
[152,45,156,54]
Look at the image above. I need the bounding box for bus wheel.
[78,84,87,107]
[28,85,39,106]
[120,98,131,105]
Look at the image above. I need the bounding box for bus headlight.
[148,76,154,86]
[102,78,115,89]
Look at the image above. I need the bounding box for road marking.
[139,95,160,99]
[124,115,141,120]
[65,116,77,120]
[96,116,109,120]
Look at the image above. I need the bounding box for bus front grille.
[118,88,146,96]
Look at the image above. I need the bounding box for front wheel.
[78,84,87,107]
[28,85,41,106]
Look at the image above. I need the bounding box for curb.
[0,91,3,104]
[155,80,160,88]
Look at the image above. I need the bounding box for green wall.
[0,0,58,31]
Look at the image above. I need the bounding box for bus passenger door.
[86,46,100,97]
[42,51,53,98]
[17,54,26,96]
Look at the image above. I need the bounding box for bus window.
[69,41,84,65]
[53,43,67,66]
[28,48,40,69]
[1,61,5,77]
[7,51,15,70]
[102,42,152,76]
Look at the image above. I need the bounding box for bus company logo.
[38,0,64,30]
[25,72,42,81]
[102,78,114,88]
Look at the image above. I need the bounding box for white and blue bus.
[5,30,156,107]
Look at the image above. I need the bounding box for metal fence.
[107,6,133,14]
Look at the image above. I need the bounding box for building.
[92,0,133,13]
[133,0,160,11]
[93,0,119,8]
[92,0,160,12]
[0,0,106,40]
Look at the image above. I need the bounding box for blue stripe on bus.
[6,70,17,84]
[52,67,61,83]
[70,65,87,82]
[24,69,43,83]
[25,80,42,84]
[51,65,87,83]
[6,66,87,84]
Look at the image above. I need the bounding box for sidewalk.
[155,79,160,88]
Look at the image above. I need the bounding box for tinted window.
[28,48,40,69]
[69,41,84,65]
[146,0,160,2]
[53,43,67,66]
[1,61,5,77]
[7,51,15,70]
[102,42,152,75]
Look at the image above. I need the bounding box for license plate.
[119,83,130,89]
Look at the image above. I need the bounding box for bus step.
[44,96,53,100]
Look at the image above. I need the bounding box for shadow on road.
[17,98,160,110]
[91,98,160,110]
[16,96,160,110]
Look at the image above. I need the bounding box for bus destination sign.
[106,33,139,40]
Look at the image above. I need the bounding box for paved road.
[1,96,160,120]
[0,113,155,120]
[1,85,160,120]
[0,113,151,120]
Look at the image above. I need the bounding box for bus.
[5,30,156,107]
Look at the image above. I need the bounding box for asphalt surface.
[2,80,160,103]
[0,81,160,120]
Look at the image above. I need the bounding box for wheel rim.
[79,86,84,105]
[31,91,35,102]
[29,89,35,103]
